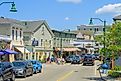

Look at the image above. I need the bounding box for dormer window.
[42,27,44,35]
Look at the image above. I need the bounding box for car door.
[27,61,33,75]
[1,63,8,80]
[37,61,41,70]
[2,62,11,80]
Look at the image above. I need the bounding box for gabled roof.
[113,15,121,21]
[22,20,54,37]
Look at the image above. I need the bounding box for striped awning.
[56,48,81,52]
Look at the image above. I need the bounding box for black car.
[71,55,81,64]
[0,62,15,81]
[83,55,95,66]
[12,60,33,78]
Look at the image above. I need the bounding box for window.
[90,28,92,30]
[84,28,86,30]
[26,53,28,59]
[32,53,34,59]
[16,30,17,40]
[41,39,43,46]
[20,31,22,39]
[49,40,51,48]
[97,28,99,31]
[95,28,97,32]
[12,30,14,40]
[42,27,44,35]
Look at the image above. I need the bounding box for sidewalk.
[94,61,120,81]
[95,69,120,81]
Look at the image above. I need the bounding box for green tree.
[94,22,121,69]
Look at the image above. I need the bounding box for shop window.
[32,53,34,59]
[26,53,28,60]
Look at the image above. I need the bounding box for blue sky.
[0,0,120,30]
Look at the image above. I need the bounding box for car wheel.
[35,69,37,74]
[10,74,15,81]
[83,63,86,66]
[92,63,94,66]
[23,71,27,78]
[39,69,41,73]
[0,76,4,81]
[30,69,33,76]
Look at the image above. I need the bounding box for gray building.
[77,25,110,35]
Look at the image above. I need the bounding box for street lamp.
[0,1,17,12]
[89,18,106,63]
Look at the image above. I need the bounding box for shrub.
[114,66,121,71]
[108,70,121,78]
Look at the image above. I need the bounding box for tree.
[94,22,121,69]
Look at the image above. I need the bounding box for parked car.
[83,55,95,66]
[93,54,101,60]
[71,55,82,64]
[0,62,15,81]
[12,60,33,78]
[65,55,75,63]
[29,60,42,74]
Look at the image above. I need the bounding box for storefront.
[55,47,81,59]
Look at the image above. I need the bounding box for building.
[21,20,54,62]
[113,15,121,22]
[0,17,25,62]
[77,25,104,35]
[52,30,81,58]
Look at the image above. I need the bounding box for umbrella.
[1,49,18,54]
[0,52,4,55]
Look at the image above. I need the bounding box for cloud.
[96,3,121,14]
[65,17,70,20]
[57,0,81,4]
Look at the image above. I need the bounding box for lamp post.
[89,18,106,63]
[0,1,17,12]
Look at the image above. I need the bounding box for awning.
[56,48,81,52]
[15,47,30,54]
[0,49,18,54]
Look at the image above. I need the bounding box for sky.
[0,0,121,30]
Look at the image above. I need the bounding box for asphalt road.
[16,62,100,81]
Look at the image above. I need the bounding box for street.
[16,62,100,81]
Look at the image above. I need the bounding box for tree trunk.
[112,52,115,70]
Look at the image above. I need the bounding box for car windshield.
[31,61,36,64]
[12,62,25,67]
[85,55,92,58]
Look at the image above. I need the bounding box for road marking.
[57,70,74,81]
